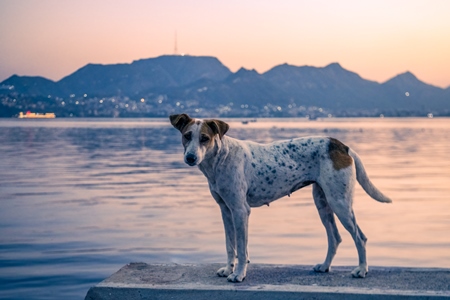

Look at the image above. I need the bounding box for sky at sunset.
[1,0,449,88]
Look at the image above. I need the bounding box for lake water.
[0,117,449,299]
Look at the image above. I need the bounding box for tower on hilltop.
[174,31,178,55]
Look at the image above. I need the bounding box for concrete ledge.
[85,263,450,299]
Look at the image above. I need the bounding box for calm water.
[0,118,449,299]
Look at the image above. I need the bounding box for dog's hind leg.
[335,207,368,277]
[323,183,369,278]
[312,183,342,273]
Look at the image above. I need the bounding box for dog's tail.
[348,148,392,203]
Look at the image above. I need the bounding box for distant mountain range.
[1,55,449,117]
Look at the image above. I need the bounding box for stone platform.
[85,263,450,299]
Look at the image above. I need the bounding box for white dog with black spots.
[170,114,392,282]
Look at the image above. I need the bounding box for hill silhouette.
[1,55,449,117]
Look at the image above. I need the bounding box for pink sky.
[1,0,449,87]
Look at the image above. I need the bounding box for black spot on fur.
[271,170,276,174]
[252,163,256,168]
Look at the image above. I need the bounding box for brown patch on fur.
[170,114,229,149]
[200,122,214,136]
[204,119,229,139]
[201,122,216,137]
[169,114,194,133]
[328,138,352,170]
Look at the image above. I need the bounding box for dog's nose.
[185,153,197,165]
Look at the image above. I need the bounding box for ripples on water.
[0,118,449,299]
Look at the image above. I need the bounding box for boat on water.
[18,111,56,119]
[241,119,257,125]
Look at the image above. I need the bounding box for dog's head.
[170,113,229,166]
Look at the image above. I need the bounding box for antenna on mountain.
[174,30,178,55]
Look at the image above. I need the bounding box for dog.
[170,113,392,282]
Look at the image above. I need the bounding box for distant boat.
[18,111,56,119]
[241,119,257,125]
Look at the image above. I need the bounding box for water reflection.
[0,118,449,299]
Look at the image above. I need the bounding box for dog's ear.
[205,119,229,139]
[170,113,192,132]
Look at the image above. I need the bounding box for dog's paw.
[227,272,246,282]
[351,265,368,278]
[313,263,330,273]
[217,266,233,277]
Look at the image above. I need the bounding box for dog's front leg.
[211,191,236,277]
[227,203,250,282]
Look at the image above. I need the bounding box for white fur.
[174,120,391,282]
[183,120,206,166]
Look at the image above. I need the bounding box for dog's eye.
[183,132,192,140]
[200,135,210,143]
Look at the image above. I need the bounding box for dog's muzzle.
[185,153,198,166]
